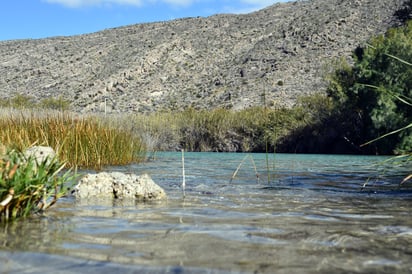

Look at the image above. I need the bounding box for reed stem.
[230,154,260,184]
[181,149,186,198]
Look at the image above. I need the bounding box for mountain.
[0,0,404,113]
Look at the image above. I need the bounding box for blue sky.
[0,0,287,41]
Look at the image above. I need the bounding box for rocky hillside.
[0,0,404,113]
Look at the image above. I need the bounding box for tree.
[326,22,412,154]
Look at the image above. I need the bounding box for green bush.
[0,146,75,221]
[326,21,412,154]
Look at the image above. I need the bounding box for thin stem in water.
[181,149,186,198]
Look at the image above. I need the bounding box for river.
[1,152,412,273]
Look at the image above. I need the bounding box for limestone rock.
[24,146,56,164]
[73,172,167,201]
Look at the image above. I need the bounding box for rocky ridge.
[0,0,404,113]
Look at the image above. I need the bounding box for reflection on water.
[1,153,412,273]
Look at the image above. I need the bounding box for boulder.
[24,146,56,164]
[73,172,167,201]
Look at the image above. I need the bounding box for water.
[1,153,412,273]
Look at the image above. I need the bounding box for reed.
[123,106,306,154]
[230,154,260,184]
[0,109,146,169]
[181,149,186,198]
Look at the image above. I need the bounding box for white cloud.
[241,0,277,5]
[43,0,144,8]
[163,0,195,6]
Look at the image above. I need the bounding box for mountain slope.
[0,0,404,113]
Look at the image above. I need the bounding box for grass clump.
[123,106,308,153]
[0,146,75,221]
[0,109,146,169]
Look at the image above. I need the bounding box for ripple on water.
[2,152,412,273]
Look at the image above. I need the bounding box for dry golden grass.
[0,109,146,169]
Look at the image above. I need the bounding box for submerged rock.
[73,172,167,201]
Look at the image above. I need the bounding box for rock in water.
[73,172,167,201]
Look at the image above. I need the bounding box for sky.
[0,0,288,41]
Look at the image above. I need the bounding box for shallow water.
[2,152,412,273]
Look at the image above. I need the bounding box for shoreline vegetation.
[0,92,348,169]
[0,88,404,168]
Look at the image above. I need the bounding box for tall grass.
[122,106,307,154]
[0,109,146,169]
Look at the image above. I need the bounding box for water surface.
[1,153,412,273]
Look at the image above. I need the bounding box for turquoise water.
[1,153,412,273]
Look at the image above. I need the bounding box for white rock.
[24,146,56,164]
[73,172,167,201]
